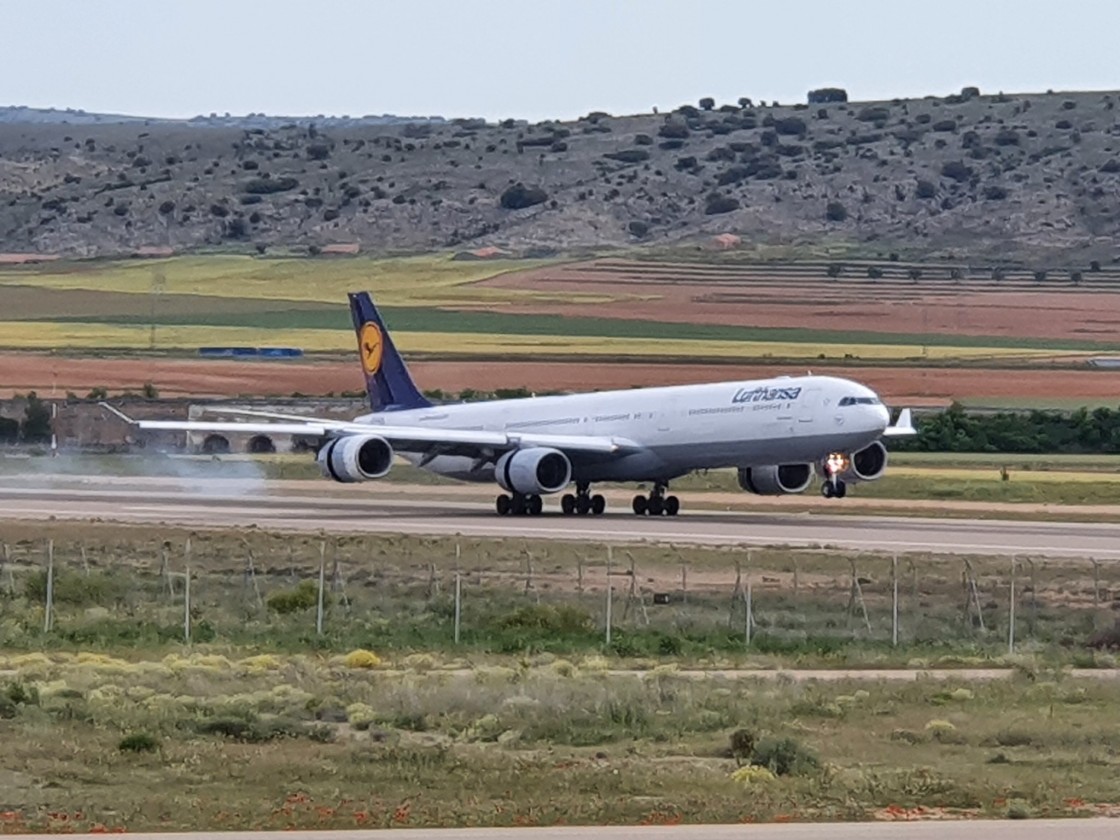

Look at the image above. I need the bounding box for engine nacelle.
[495,447,572,495]
[737,463,814,495]
[317,435,394,482]
[831,440,888,483]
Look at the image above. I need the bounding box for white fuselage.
[354,373,891,485]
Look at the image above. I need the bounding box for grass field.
[0,520,1117,829]
[1,652,1115,830]
[0,255,572,306]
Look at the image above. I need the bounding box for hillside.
[3,88,1120,263]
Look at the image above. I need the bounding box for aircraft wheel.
[664,495,680,516]
[510,494,527,515]
[632,495,648,516]
[496,494,512,515]
[561,493,576,515]
[648,496,664,516]
[576,494,592,515]
[835,481,847,499]
[528,494,543,516]
[821,482,835,499]
[591,494,606,515]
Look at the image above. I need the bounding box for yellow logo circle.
[359,323,383,376]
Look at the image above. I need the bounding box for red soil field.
[2,353,1119,407]
[479,261,1120,343]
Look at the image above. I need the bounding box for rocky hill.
[2,88,1120,263]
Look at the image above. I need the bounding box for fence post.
[1092,558,1101,604]
[605,545,613,645]
[892,554,899,647]
[1008,556,1016,655]
[316,550,326,636]
[745,578,753,646]
[454,572,462,645]
[44,539,55,633]
[184,567,192,644]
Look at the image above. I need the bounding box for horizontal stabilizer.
[882,407,917,437]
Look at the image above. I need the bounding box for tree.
[0,416,17,444]
[807,87,848,104]
[20,392,51,443]
[826,263,843,278]
[825,201,848,222]
[699,97,715,111]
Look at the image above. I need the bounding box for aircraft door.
[797,388,821,428]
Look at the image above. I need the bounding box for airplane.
[105,291,916,517]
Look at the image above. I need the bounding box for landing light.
[825,452,850,476]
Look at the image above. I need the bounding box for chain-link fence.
[0,530,1115,657]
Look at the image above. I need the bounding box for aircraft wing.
[101,403,638,456]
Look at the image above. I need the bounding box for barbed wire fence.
[0,533,1115,655]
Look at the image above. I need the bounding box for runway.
[1,474,1118,558]
[6,822,1118,840]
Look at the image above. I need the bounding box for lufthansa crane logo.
[359,323,383,376]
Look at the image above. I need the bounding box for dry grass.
[0,654,1117,830]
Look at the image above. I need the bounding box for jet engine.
[495,447,572,495]
[737,463,814,495]
[317,435,394,482]
[826,440,888,483]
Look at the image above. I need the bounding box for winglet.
[99,402,136,425]
[883,407,917,437]
[348,291,432,413]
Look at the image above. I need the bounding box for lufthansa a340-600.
[106,291,915,517]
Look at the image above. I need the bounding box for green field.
[0,254,1109,361]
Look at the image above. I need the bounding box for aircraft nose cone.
[874,404,890,430]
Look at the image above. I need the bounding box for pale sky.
[2,0,1117,122]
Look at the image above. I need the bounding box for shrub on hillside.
[915,179,936,199]
[825,201,848,221]
[658,120,690,140]
[807,87,847,104]
[941,161,973,182]
[603,149,650,164]
[704,195,740,215]
[774,117,807,136]
[499,183,548,210]
[243,176,298,194]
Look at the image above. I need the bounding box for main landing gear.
[632,483,680,517]
[560,482,606,516]
[821,478,847,499]
[495,493,544,516]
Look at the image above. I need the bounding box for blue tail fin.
[348,291,432,412]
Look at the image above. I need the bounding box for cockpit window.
[839,396,882,407]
